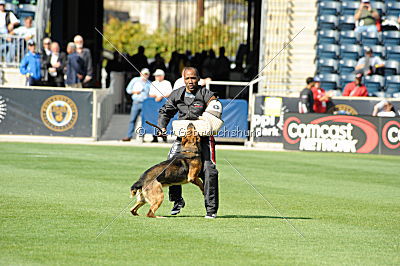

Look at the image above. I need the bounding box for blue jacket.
[20,51,41,80]
[66,52,85,85]
[126,77,150,103]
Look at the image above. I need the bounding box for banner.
[282,113,400,155]
[0,87,93,137]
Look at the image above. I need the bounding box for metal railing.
[0,35,28,68]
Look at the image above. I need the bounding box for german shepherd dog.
[130,124,204,218]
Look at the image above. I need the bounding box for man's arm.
[158,93,178,130]
[19,56,28,75]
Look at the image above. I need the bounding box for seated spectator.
[372,100,396,117]
[354,0,379,33]
[342,73,368,97]
[11,16,35,41]
[311,77,334,113]
[355,47,384,76]
[19,39,41,86]
[298,77,315,113]
[47,42,66,87]
[65,42,85,88]
[0,0,19,35]
[149,69,172,102]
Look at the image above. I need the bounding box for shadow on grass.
[166,215,312,220]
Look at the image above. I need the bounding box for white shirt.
[50,53,59,66]
[173,77,185,90]
[13,26,35,38]
[0,11,19,34]
[150,80,173,97]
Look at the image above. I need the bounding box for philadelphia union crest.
[0,95,7,124]
[40,95,78,132]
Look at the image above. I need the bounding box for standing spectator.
[19,40,41,86]
[342,73,368,97]
[0,0,19,34]
[40,37,52,85]
[298,77,315,113]
[354,0,379,33]
[74,35,93,87]
[311,77,333,113]
[122,68,151,142]
[214,47,231,81]
[149,69,172,102]
[130,46,149,76]
[47,42,66,87]
[372,100,396,117]
[11,16,35,40]
[201,49,216,79]
[149,53,167,75]
[65,42,85,88]
[355,47,384,76]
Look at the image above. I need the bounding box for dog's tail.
[130,180,143,198]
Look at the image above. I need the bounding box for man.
[20,40,41,86]
[372,100,396,117]
[65,42,85,88]
[122,68,151,142]
[40,37,52,85]
[149,69,172,102]
[74,35,93,87]
[311,77,334,113]
[47,42,66,87]
[158,67,220,219]
[215,47,230,81]
[355,47,384,76]
[0,0,19,34]
[354,0,379,33]
[11,16,35,41]
[130,46,149,76]
[342,73,368,97]
[298,77,315,113]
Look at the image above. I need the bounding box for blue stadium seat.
[339,15,356,31]
[317,30,339,45]
[385,46,400,61]
[371,2,385,17]
[317,58,338,74]
[338,59,357,74]
[317,44,340,59]
[386,2,400,17]
[318,15,339,30]
[340,73,355,89]
[364,75,384,95]
[339,31,360,45]
[382,31,400,46]
[318,1,341,16]
[360,31,382,46]
[317,73,340,91]
[385,76,400,96]
[340,44,361,61]
[367,45,384,59]
[385,60,400,76]
[341,1,359,16]
[393,92,400,98]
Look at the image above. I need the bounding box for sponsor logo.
[283,115,379,153]
[40,95,78,132]
[334,104,358,115]
[382,120,400,150]
[252,114,283,137]
[0,95,7,124]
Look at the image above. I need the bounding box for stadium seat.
[338,15,356,31]
[364,75,384,95]
[318,1,340,16]
[385,46,400,61]
[339,31,360,45]
[382,31,400,46]
[317,73,340,91]
[338,59,357,74]
[386,2,400,17]
[385,60,400,76]
[317,58,338,74]
[385,76,400,96]
[367,45,384,59]
[360,31,382,46]
[371,2,385,17]
[393,92,400,98]
[317,30,339,45]
[317,44,340,59]
[318,15,338,30]
[340,44,361,61]
[341,1,359,16]
[340,73,355,89]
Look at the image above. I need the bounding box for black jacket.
[158,86,215,129]
[299,88,314,113]
[47,52,67,83]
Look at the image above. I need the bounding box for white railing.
[0,35,28,68]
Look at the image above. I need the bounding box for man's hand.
[83,75,92,83]
[77,74,84,80]
[158,128,167,137]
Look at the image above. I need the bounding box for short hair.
[74,35,83,43]
[306,77,314,85]
[24,16,33,22]
[182,67,200,78]
[67,42,76,50]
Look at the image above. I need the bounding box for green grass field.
[0,142,399,265]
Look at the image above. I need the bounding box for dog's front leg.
[188,166,204,195]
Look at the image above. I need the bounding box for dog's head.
[181,123,201,151]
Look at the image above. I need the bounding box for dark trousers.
[167,136,219,214]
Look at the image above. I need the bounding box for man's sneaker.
[205,213,217,219]
[171,198,185,215]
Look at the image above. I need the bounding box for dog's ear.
[181,136,188,146]
[186,123,195,136]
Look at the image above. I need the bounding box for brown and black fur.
[130,124,203,218]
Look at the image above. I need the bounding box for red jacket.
[342,82,368,97]
[311,87,328,113]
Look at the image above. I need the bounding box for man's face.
[366,51,372,57]
[43,39,51,50]
[0,5,5,12]
[50,43,59,53]
[314,81,321,89]
[155,75,164,82]
[25,19,32,28]
[28,45,35,53]
[141,73,149,80]
[183,69,199,92]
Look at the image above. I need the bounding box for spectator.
[201,49,216,79]
[298,77,315,113]
[47,42,66,87]
[372,100,396,117]
[11,16,35,41]
[149,53,167,75]
[74,35,93,87]
[0,0,19,34]
[41,37,52,85]
[342,73,368,97]
[354,0,379,33]
[214,47,230,81]
[311,77,334,113]
[355,47,385,76]
[122,68,151,142]
[65,42,85,88]
[130,46,149,77]
[19,39,41,86]
[149,69,172,102]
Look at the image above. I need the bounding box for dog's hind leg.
[130,191,146,216]
[144,182,165,218]
[191,177,204,195]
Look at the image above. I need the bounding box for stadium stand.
[385,46,400,61]
[386,2,400,17]
[364,75,384,95]
[385,60,400,76]
[317,73,340,91]
[338,59,357,74]
[318,30,339,44]
[382,31,400,46]
[360,32,381,46]
[317,58,338,74]
[385,75,400,97]
[340,44,362,61]
[339,30,359,45]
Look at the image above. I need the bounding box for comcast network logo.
[0,96,7,124]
